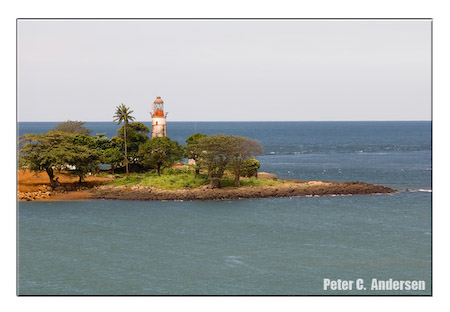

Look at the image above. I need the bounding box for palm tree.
[113,103,135,175]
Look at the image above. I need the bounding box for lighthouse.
[151,96,167,138]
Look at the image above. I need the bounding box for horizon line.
[17,120,432,123]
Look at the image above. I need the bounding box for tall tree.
[68,146,101,183]
[137,137,184,176]
[189,135,234,186]
[70,134,101,181]
[187,135,263,187]
[54,120,91,135]
[185,133,207,176]
[19,131,100,186]
[115,122,150,170]
[113,104,135,175]
[227,137,263,186]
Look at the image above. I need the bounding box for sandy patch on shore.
[18,170,114,192]
[18,170,112,201]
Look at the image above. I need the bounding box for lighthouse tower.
[151,96,167,138]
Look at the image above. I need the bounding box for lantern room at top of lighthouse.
[153,96,164,117]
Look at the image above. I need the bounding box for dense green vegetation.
[186,134,263,186]
[19,131,101,185]
[185,133,207,176]
[241,158,261,178]
[110,169,290,190]
[116,122,150,170]
[110,169,209,190]
[54,120,91,135]
[18,105,265,189]
[137,137,184,176]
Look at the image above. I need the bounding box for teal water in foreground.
[17,122,431,295]
[18,194,431,295]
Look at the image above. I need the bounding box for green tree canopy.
[137,137,184,176]
[188,135,234,182]
[187,135,263,186]
[94,133,114,151]
[241,158,261,178]
[54,120,91,135]
[185,133,207,175]
[115,122,150,161]
[185,133,207,146]
[72,133,122,174]
[72,133,97,149]
[19,131,100,186]
[227,136,264,186]
[101,147,124,173]
[68,145,101,182]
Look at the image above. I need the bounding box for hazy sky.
[18,19,431,121]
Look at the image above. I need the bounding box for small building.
[151,96,167,138]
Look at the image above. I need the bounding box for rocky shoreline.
[90,180,395,201]
[92,182,394,201]
[18,174,396,202]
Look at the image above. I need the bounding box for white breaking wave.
[408,189,432,193]
[224,256,265,273]
[224,256,244,267]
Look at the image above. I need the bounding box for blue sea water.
[17,121,431,295]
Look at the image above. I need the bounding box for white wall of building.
[151,116,167,138]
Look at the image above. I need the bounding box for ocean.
[17,121,432,295]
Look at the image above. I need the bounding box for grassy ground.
[109,167,292,190]
[111,172,209,190]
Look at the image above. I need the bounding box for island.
[17,169,395,201]
[17,102,396,202]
